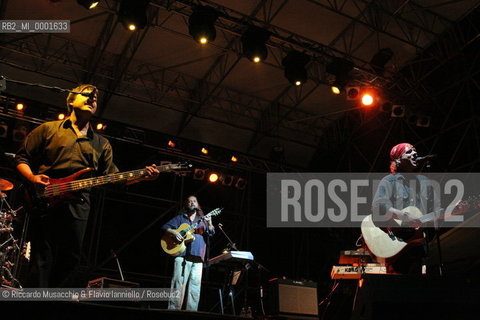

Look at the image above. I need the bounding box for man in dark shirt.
[162,195,214,311]
[371,143,438,274]
[15,84,159,287]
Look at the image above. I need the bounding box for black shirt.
[15,119,118,219]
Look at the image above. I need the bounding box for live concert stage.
[2,1,480,320]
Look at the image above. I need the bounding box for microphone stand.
[111,250,125,281]
[218,223,238,251]
[419,157,444,276]
[1,76,93,96]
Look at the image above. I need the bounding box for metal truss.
[0,105,300,173]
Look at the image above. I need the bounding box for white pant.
[168,256,203,311]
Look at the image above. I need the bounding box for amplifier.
[87,277,139,288]
[331,264,387,279]
[265,279,318,319]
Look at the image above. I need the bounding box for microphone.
[416,154,437,162]
[80,88,97,99]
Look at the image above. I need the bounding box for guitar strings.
[42,164,176,196]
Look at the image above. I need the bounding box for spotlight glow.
[128,24,136,31]
[253,56,261,63]
[331,86,341,95]
[16,103,24,111]
[96,123,106,130]
[201,147,209,155]
[58,113,65,120]
[199,37,208,44]
[295,81,302,86]
[208,173,219,183]
[361,93,374,106]
[167,140,176,148]
[230,156,238,162]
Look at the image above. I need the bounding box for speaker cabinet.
[266,279,318,319]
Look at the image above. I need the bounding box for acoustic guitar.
[161,208,223,257]
[361,199,476,259]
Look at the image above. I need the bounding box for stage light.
[193,168,206,180]
[208,173,219,183]
[331,86,341,95]
[0,122,7,138]
[241,26,270,63]
[370,48,393,75]
[77,0,99,10]
[282,50,309,86]
[58,113,65,120]
[326,57,354,94]
[167,140,176,148]
[416,115,431,127]
[201,147,209,155]
[235,178,247,190]
[13,125,28,142]
[16,103,24,111]
[345,87,360,100]
[230,156,238,162]
[188,5,219,44]
[222,175,234,186]
[361,93,374,106]
[119,0,148,31]
[391,105,405,118]
[96,123,106,130]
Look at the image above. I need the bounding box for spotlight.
[326,57,354,93]
[96,123,106,130]
[361,93,374,106]
[235,178,247,190]
[222,175,234,187]
[370,48,394,75]
[201,147,209,155]
[208,172,219,183]
[193,168,206,180]
[241,26,270,63]
[331,86,341,95]
[0,122,8,138]
[13,125,28,142]
[77,0,99,10]
[230,155,238,162]
[119,0,148,31]
[391,105,405,118]
[416,115,431,127]
[58,113,65,120]
[188,5,219,44]
[345,87,360,100]
[282,50,309,86]
[167,140,176,148]
[16,103,25,111]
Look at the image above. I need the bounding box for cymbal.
[0,179,14,191]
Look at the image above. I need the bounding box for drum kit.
[0,177,24,288]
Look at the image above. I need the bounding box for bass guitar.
[161,208,223,257]
[361,199,476,260]
[24,162,190,212]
